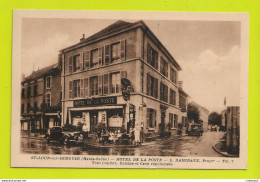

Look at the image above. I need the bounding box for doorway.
[160,110,166,137]
[90,111,98,132]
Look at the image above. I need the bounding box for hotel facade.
[59,20,188,139]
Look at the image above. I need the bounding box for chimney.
[179,81,183,89]
[80,34,85,41]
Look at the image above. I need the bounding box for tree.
[187,103,200,123]
[208,112,222,126]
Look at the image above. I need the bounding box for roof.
[189,101,209,114]
[22,63,58,83]
[84,20,134,42]
[60,20,182,71]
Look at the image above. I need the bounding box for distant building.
[20,64,61,132]
[189,101,209,131]
[59,20,189,139]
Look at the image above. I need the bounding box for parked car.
[44,126,83,145]
[211,125,217,132]
[187,124,203,136]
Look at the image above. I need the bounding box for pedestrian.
[82,122,89,140]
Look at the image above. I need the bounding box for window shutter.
[165,62,168,77]
[154,51,158,70]
[174,70,177,83]
[50,77,52,88]
[80,53,83,70]
[107,74,111,94]
[160,57,163,75]
[104,45,110,65]
[69,56,73,73]
[98,75,103,95]
[103,74,109,95]
[155,78,158,98]
[69,81,72,99]
[147,44,151,64]
[85,51,90,69]
[88,78,91,97]
[147,74,151,96]
[165,86,168,102]
[160,82,163,101]
[80,79,84,97]
[154,110,157,128]
[120,40,126,60]
[98,47,103,65]
[84,78,89,98]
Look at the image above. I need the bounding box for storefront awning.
[69,105,124,111]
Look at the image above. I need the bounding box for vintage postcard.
[11,10,249,169]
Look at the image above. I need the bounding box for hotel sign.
[73,97,117,107]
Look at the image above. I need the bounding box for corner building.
[60,20,188,140]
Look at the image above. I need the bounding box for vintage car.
[187,124,203,136]
[44,126,83,145]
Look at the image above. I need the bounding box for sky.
[21,18,241,113]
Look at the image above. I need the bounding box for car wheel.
[63,136,70,146]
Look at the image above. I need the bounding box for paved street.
[21,131,224,157]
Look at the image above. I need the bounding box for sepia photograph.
[11,10,249,169]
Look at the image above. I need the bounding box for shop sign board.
[74,96,117,107]
[108,115,123,127]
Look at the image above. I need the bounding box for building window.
[174,114,178,128]
[111,42,120,62]
[147,108,157,128]
[147,73,158,98]
[73,55,81,72]
[169,113,174,128]
[33,85,38,96]
[147,43,158,70]
[170,89,176,105]
[110,72,120,94]
[27,86,31,98]
[46,76,52,89]
[160,82,168,103]
[170,67,177,84]
[73,80,81,98]
[21,104,24,114]
[27,102,31,113]
[46,93,51,107]
[33,102,38,112]
[179,94,187,110]
[90,76,98,96]
[160,57,168,77]
[90,49,99,68]
[21,88,25,98]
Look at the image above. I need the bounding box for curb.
[212,144,238,158]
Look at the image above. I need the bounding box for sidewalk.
[21,131,45,140]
